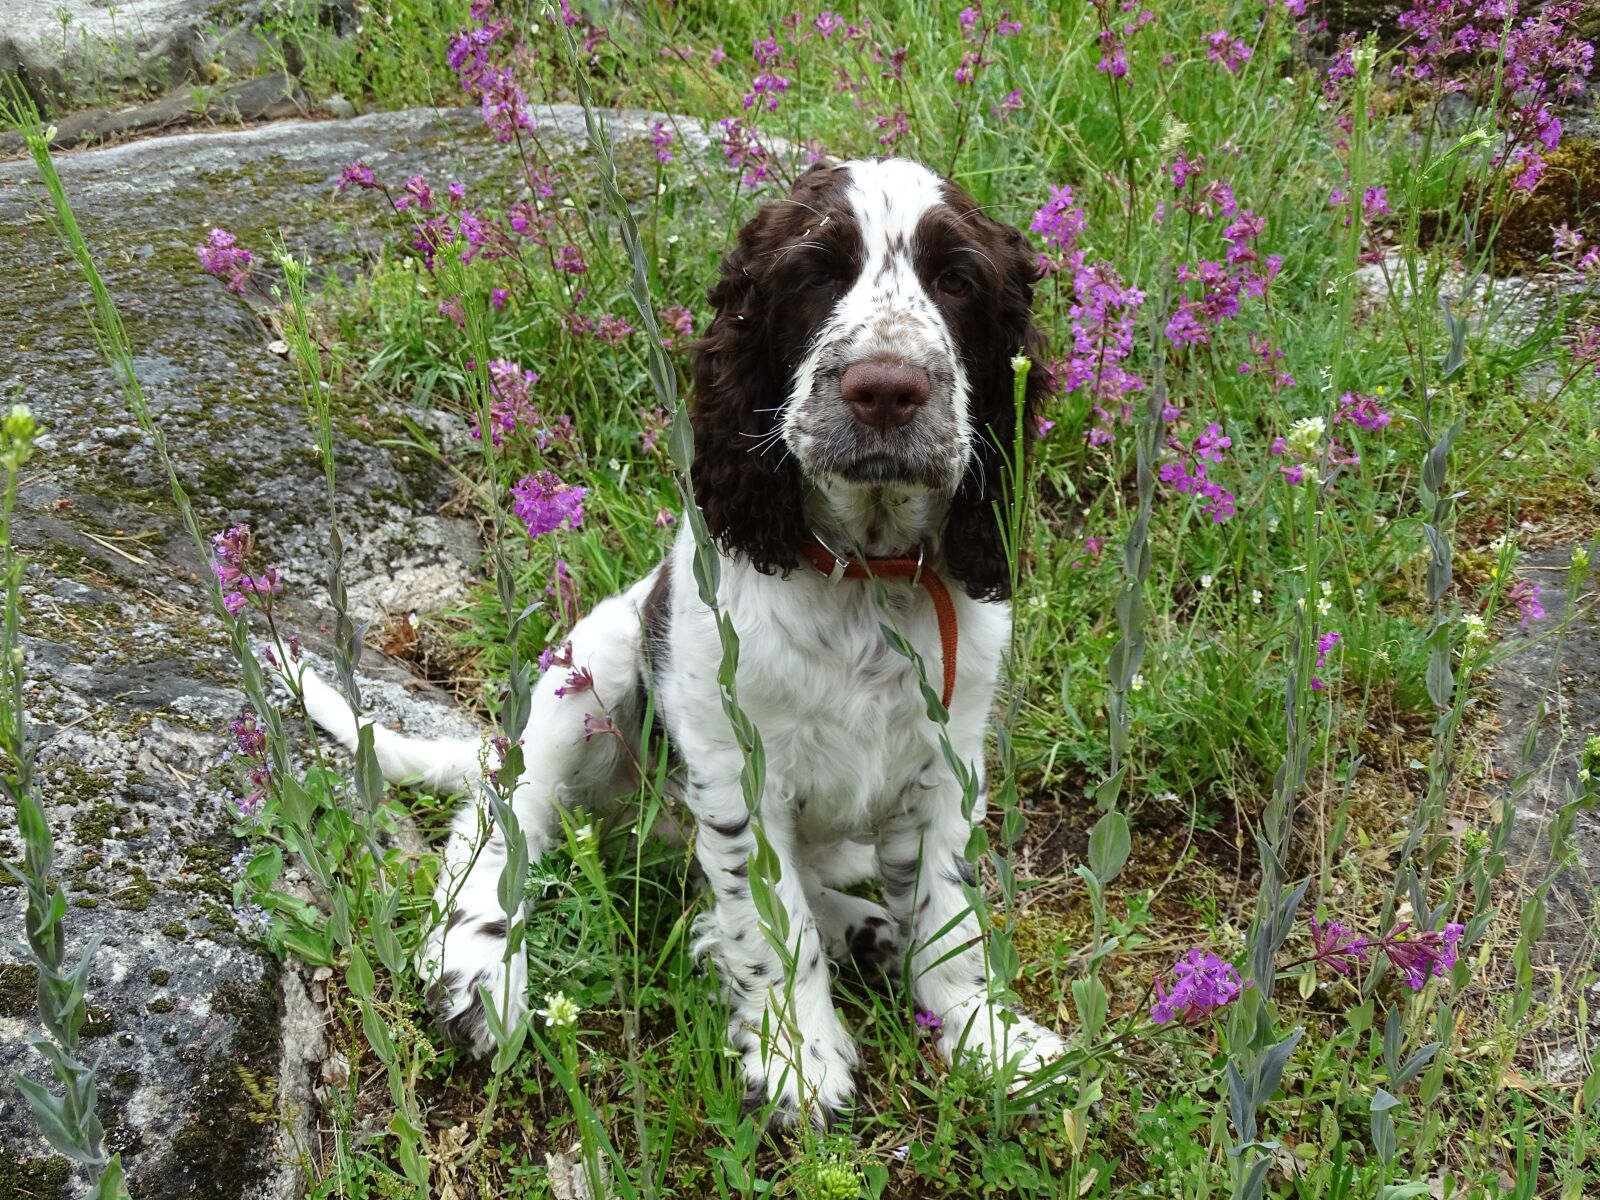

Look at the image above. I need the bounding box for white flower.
[1461,613,1487,641]
[1130,673,1145,692]
[1286,417,1326,459]
[574,823,597,844]
[540,992,580,1029]
[1251,588,1263,605]
[1316,598,1332,616]
[1320,580,1332,597]
[1200,574,1214,590]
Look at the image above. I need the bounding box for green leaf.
[279,926,334,966]
[346,945,374,1000]
[1087,811,1130,883]
[86,1154,126,1200]
[13,1073,102,1164]
[1071,976,1108,1041]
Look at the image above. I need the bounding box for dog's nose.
[841,360,931,431]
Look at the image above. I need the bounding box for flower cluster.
[540,991,580,1028]
[447,4,534,143]
[229,713,271,815]
[1203,29,1252,73]
[1090,0,1156,79]
[718,117,771,187]
[470,358,541,447]
[212,524,281,617]
[1307,918,1370,975]
[1334,391,1392,431]
[1272,414,1367,486]
[510,471,585,538]
[1392,0,1593,194]
[1150,950,1247,1025]
[1381,921,1465,989]
[196,228,253,295]
[1158,422,1237,523]
[1507,578,1545,627]
[1311,630,1342,692]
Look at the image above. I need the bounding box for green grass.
[11,0,1600,1197]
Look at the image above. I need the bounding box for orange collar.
[800,535,959,711]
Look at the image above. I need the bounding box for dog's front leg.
[878,776,1065,1082]
[688,770,857,1128]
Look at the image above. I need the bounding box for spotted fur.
[290,157,1063,1128]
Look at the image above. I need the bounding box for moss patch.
[81,1005,115,1038]
[1487,139,1600,272]
[0,963,38,1019]
[0,1149,71,1200]
[164,969,282,1198]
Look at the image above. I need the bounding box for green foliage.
[10,1,1600,1198]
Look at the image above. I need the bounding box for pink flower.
[196,228,253,295]
[510,471,585,538]
[650,121,673,163]
[1508,579,1545,627]
[1150,950,1247,1024]
[1203,29,1252,73]
[337,161,377,192]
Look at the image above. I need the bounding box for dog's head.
[689,157,1047,601]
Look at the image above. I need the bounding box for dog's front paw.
[733,1012,858,1131]
[420,911,528,1056]
[938,1004,1066,1086]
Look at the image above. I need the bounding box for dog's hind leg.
[422,580,653,1054]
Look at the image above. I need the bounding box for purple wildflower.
[1508,579,1545,627]
[595,313,634,345]
[554,665,595,699]
[658,305,694,348]
[539,641,574,674]
[1204,29,1252,72]
[813,10,843,37]
[1150,950,1247,1025]
[510,471,585,538]
[337,161,377,192]
[1308,918,1370,976]
[1030,185,1087,260]
[650,120,673,163]
[1334,392,1392,431]
[555,243,588,275]
[197,228,253,295]
[1380,922,1464,991]
[915,1008,943,1032]
[994,88,1024,120]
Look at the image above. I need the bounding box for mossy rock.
[0,1149,70,1200]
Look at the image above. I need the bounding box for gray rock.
[1,0,270,115]
[0,104,675,1197]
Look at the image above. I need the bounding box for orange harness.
[800,535,959,711]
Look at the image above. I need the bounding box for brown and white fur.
[291,156,1064,1127]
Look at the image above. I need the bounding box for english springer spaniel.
[292,156,1064,1126]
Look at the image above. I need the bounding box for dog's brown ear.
[687,204,809,577]
[942,216,1048,603]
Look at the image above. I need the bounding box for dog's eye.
[801,262,839,289]
[937,268,973,297]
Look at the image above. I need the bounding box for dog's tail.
[293,663,486,794]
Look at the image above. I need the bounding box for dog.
[291,156,1065,1127]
